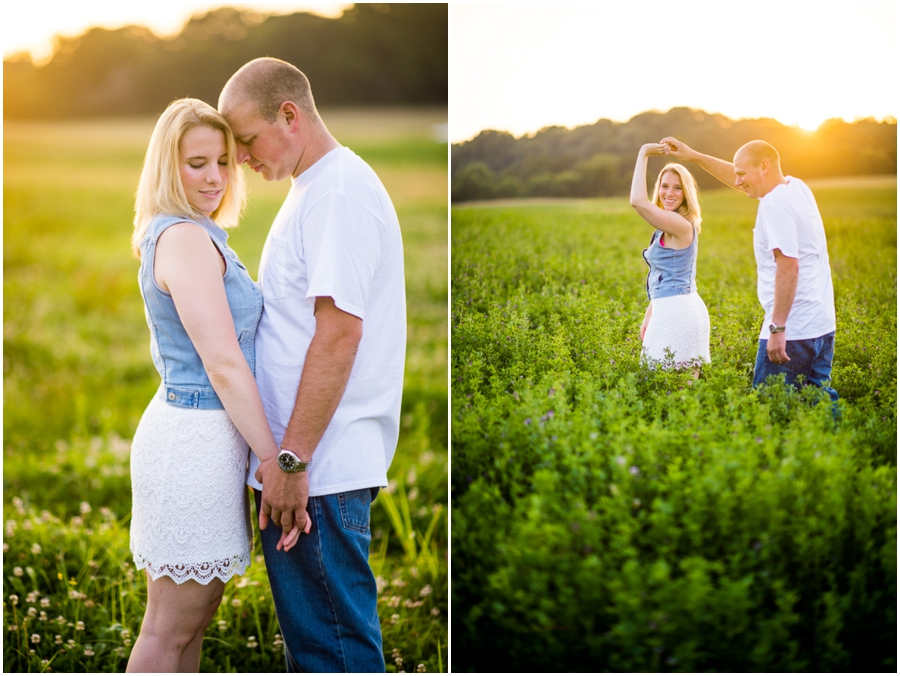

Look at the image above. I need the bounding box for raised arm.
[660,137,739,191]
[629,143,693,242]
[155,223,309,548]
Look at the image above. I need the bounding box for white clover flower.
[8,595,19,606]
[246,636,258,648]
[419,585,433,597]
[13,567,24,577]
[27,607,38,618]
[79,502,92,515]
[40,598,50,608]
[55,635,63,645]
[231,598,242,608]
[75,621,85,631]
[84,646,95,656]
[30,543,42,554]
[30,633,41,644]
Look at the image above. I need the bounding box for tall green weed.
[452,185,896,672]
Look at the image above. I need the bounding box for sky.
[1,0,352,63]
[450,2,898,143]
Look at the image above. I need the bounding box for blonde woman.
[127,98,307,672]
[629,143,710,370]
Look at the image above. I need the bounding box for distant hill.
[451,108,896,202]
[4,3,447,119]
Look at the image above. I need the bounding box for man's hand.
[660,137,694,161]
[256,457,311,551]
[766,331,791,365]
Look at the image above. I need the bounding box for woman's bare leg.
[178,592,223,672]
[127,573,224,673]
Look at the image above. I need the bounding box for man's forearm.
[689,151,738,190]
[279,302,361,460]
[772,252,799,326]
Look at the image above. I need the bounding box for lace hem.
[134,552,250,585]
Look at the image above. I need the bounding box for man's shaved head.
[734,140,781,171]
[219,57,318,122]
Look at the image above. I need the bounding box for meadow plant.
[452,184,896,672]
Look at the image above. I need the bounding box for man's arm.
[659,136,740,190]
[766,249,799,364]
[255,296,362,546]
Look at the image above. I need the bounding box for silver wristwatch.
[768,323,786,334]
[277,449,311,473]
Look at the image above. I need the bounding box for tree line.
[451,108,897,202]
[3,3,447,119]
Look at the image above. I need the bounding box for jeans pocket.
[338,488,372,534]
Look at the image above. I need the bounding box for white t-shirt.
[248,147,406,496]
[753,176,836,340]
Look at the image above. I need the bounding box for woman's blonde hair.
[132,98,246,257]
[651,162,702,233]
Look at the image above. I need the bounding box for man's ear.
[759,158,770,175]
[280,101,302,130]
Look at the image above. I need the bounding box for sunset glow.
[3,2,352,64]
[450,3,898,143]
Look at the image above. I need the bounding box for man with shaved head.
[660,136,838,404]
[219,57,406,672]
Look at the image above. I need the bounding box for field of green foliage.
[3,108,448,672]
[451,179,896,672]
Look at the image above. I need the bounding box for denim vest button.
[168,392,176,401]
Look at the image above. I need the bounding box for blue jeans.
[254,487,384,673]
[753,331,839,402]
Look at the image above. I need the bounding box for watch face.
[278,452,297,472]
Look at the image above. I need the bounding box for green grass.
[3,109,448,672]
[451,181,896,672]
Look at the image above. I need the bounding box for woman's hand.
[641,143,667,156]
[280,509,313,552]
[640,304,653,341]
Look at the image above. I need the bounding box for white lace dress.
[643,293,711,369]
[130,387,252,585]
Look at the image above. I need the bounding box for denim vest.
[138,214,263,409]
[642,227,698,300]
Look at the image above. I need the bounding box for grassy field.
[451,180,896,672]
[3,108,448,672]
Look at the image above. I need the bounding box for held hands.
[256,457,311,552]
[659,137,693,161]
[641,142,667,156]
[766,332,791,365]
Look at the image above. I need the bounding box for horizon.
[451,105,899,146]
